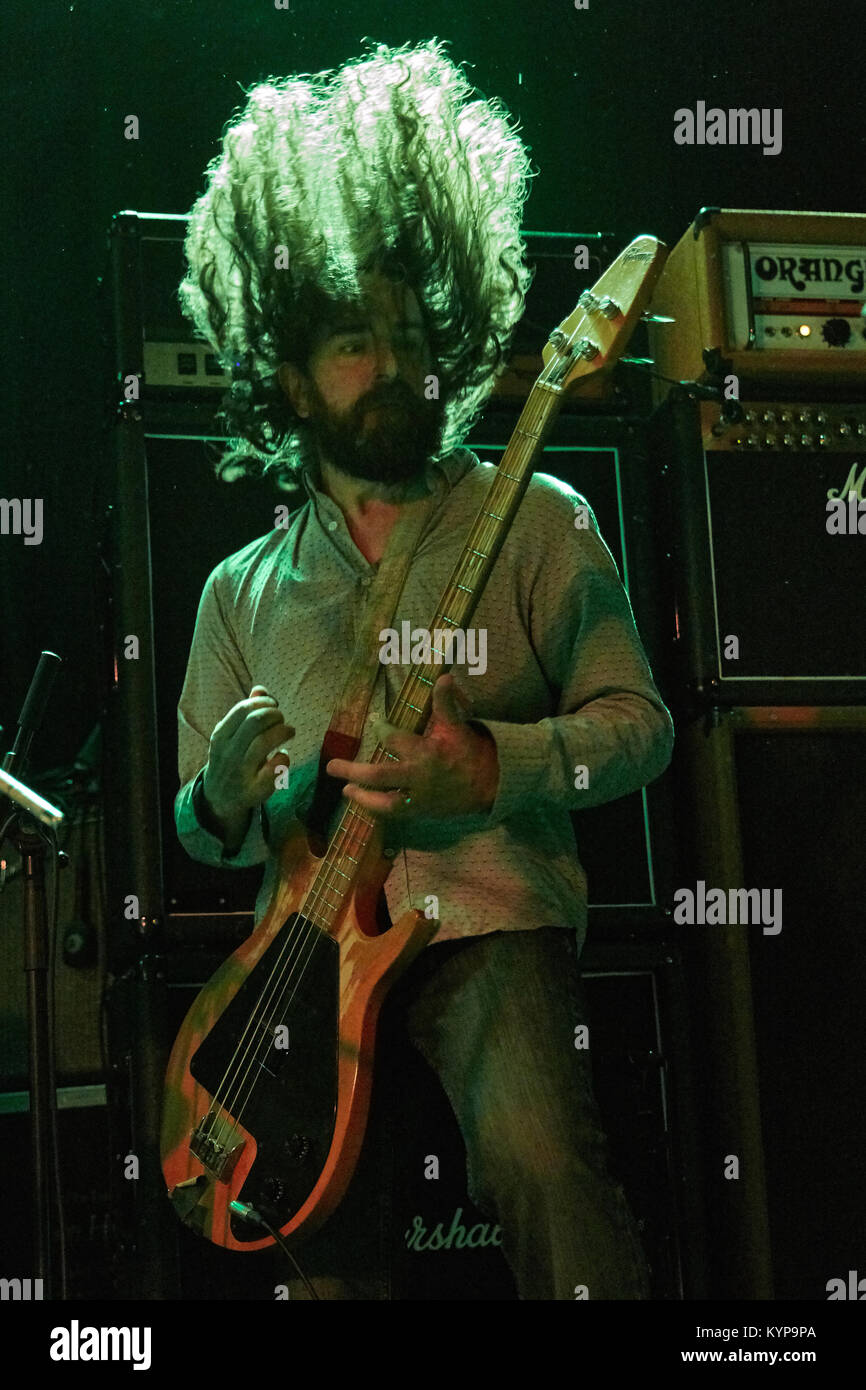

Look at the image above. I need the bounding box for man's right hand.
[202,685,295,829]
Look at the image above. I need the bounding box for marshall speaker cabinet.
[651,392,866,707]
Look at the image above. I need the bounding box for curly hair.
[178,36,536,492]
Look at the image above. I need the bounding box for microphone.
[1,651,62,783]
[0,766,63,828]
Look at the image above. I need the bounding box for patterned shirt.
[174,445,674,952]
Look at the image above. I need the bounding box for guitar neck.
[387,381,563,735]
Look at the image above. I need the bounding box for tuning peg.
[578,292,622,319]
[575,337,600,360]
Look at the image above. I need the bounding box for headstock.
[540,235,668,393]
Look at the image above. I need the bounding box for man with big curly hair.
[174,37,673,1300]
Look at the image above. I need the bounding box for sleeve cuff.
[174,770,271,867]
[467,718,552,827]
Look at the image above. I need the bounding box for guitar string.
[202,407,550,1155]
[196,356,576,1160]
[201,386,557,1159]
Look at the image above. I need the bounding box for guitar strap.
[305,475,441,841]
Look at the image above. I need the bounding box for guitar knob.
[283,1133,312,1167]
[822,317,850,346]
[260,1176,286,1205]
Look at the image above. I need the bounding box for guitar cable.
[229,1200,321,1300]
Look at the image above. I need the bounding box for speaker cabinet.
[652,393,866,706]
[117,409,678,927]
[673,705,866,1298]
[733,714,866,1299]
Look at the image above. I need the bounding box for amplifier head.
[648,210,866,397]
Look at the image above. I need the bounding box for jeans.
[379,926,651,1300]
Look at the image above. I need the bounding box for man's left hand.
[325,673,499,818]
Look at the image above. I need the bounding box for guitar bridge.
[190,1117,246,1181]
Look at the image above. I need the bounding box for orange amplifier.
[648,209,866,400]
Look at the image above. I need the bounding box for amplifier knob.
[798,411,813,425]
[837,423,851,437]
[817,434,832,447]
[779,410,794,424]
[764,435,777,448]
[746,434,760,448]
[815,411,829,425]
[744,409,757,424]
[800,434,814,447]
[782,434,796,448]
[822,317,851,346]
[761,410,777,424]
[856,423,866,438]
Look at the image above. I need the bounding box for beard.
[305,378,445,491]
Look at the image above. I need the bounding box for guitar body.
[160,818,439,1251]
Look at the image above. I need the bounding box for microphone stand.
[0,651,65,1298]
